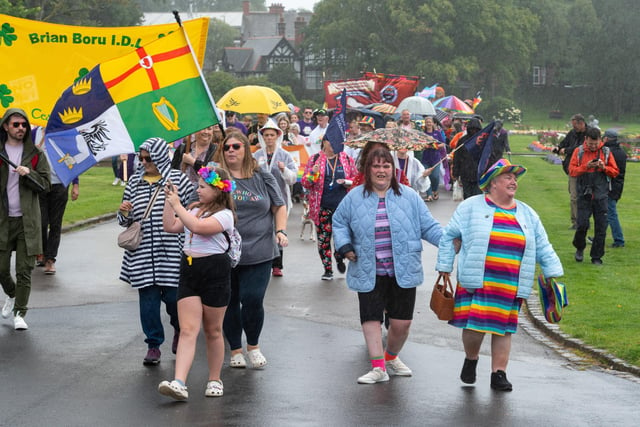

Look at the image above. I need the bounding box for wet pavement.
[1,193,639,426]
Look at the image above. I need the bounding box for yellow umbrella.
[216,85,289,115]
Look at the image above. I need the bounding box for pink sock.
[371,357,385,370]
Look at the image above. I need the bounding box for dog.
[300,198,316,241]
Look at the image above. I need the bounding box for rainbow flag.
[44,28,219,186]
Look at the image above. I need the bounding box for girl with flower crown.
[158,165,236,401]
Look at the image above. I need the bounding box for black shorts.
[178,253,231,308]
[358,275,416,323]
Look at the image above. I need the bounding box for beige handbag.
[117,186,162,251]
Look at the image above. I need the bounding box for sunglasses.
[11,122,28,129]
[139,154,153,163]
[223,143,242,152]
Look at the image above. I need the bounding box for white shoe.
[229,352,247,368]
[120,181,126,186]
[2,296,15,318]
[14,314,28,330]
[158,380,188,401]
[204,380,223,397]
[385,357,413,376]
[247,349,267,368]
[357,367,389,384]
[112,178,120,186]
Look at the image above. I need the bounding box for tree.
[588,0,640,120]
[0,0,38,17]
[304,0,538,99]
[24,0,143,26]
[203,18,239,73]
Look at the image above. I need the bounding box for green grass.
[509,134,640,366]
[62,164,124,226]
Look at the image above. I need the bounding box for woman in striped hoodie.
[118,137,193,366]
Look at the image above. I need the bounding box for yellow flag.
[0,14,209,126]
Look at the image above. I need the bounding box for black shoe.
[592,258,603,265]
[612,243,625,248]
[490,370,512,391]
[460,358,478,384]
[575,250,584,262]
[321,272,333,281]
[172,331,179,355]
[336,258,346,274]
[143,348,161,366]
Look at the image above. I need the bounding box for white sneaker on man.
[357,367,389,384]
[2,296,15,318]
[385,357,413,376]
[14,314,28,330]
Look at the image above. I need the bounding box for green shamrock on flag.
[0,22,18,46]
[0,84,14,108]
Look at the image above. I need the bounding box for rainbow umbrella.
[433,96,474,114]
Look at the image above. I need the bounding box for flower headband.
[198,166,235,193]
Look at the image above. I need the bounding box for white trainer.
[14,314,28,330]
[158,380,188,401]
[385,357,413,376]
[2,296,15,318]
[357,367,390,384]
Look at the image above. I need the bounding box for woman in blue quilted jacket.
[333,148,442,385]
[436,158,563,392]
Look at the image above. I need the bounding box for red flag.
[363,72,420,107]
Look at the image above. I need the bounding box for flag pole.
[172,11,225,138]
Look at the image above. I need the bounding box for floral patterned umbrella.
[345,127,439,151]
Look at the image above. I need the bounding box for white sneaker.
[14,314,28,330]
[112,178,120,186]
[204,380,223,397]
[357,367,389,384]
[158,380,188,401]
[2,296,15,318]
[385,357,413,376]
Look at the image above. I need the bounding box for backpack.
[223,227,242,268]
[577,144,610,165]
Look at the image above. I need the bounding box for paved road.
[1,193,638,426]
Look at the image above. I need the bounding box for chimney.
[242,1,250,14]
[294,16,306,47]
[269,3,285,16]
[277,17,286,37]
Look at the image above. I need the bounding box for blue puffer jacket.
[436,195,563,299]
[333,185,442,292]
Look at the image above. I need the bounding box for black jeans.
[40,184,69,261]
[573,196,608,260]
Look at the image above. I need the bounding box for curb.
[61,213,116,234]
[524,291,640,377]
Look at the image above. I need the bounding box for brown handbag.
[430,273,455,321]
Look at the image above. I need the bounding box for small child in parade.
[158,164,236,401]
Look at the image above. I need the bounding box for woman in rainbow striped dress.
[436,158,563,391]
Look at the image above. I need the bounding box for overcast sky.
[277,0,320,11]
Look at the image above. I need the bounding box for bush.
[476,96,521,124]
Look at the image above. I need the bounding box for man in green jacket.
[0,108,50,330]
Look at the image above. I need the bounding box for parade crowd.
[0,96,626,401]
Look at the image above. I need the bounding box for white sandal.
[205,380,223,397]
[247,349,267,368]
[230,352,247,368]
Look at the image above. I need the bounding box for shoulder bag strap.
[141,185,163,220]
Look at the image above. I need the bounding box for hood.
[0,108,32,144]
[257,118,284,151]
[138,137,172,182]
